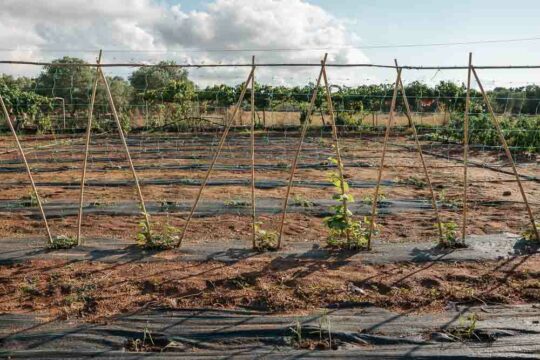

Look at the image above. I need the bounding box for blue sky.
[156,0,540,86]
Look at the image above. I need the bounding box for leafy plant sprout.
[292,194,314,208]
[522,224,540,242]
[323,156,373,251]
[437,221,466,248]
[48,235,78,250]
[254,223,279,252]
[362,190,386,206]
[137,213,178,250]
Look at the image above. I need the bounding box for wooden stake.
[471,66,539,241]
[276,54,328,248]
[321,64,350,242]
[251,55,257,248]
[0,95,53,244]
[395,59,443,242]
[98,64,152,234]
[77,50,102,245]
[176,68,255,248]
[462,53,473,243]
[367,68,401,249]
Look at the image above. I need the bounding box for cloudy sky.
[1,0,540,87]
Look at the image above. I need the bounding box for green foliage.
[438,189,462,209]
[521,225,540,242]
[21,191,39,207]
[136,216,178,250]
[130,61,190,99]
[35,57,93,116]
[48,235,78,249]
[438,221,462,248]
[224,198,250,208]
[292,194,314,208]
[324,158,373,251]
[447,313,480,342]
[437,113,539,153]
[0,81,52,129]
[362,191,386,205]
[398,176,426,189]
[36,115,53,134]
[254,223,278,251]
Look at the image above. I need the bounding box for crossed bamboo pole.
[461,53,473,243]
[99,61,152,235]
[77,50,102,245]
[468,64,539,241]
[176,67,255,248]
[395,59,443,243]
[276,54,327,248]
[321,62,351,243]
[250,56,257,248]
[367,67,401,249]
[0,95,53,244]
[77,50,152,243]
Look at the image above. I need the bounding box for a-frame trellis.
[78,50,152,244]
[461,53,539,242]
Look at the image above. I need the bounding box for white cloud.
[0,0,369,85]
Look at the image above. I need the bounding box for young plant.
[438,189,461,209]
[48,235,78,250]
[292,194,314,208]
[362,190,386,205]
[324,158,372,251]
[224,198,250,208]
[254,223,278,251]
[398,175,426,189]
[521,225,540,242]
[136,215,178,250]
[437,221,465,248]
[21,190,40,207]
[446,313,481,342]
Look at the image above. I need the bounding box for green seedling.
[136,214,178,250]
[522,225,540,242]
[437,221,465,248]
[398,176,426,189]
[254,223,279,251]
[362,191,386,205]
[292,194,314,208]
[48,235,78,249]
[324,157,374,250]
[224,198,250,208]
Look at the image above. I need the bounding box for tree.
[129,61,190,102]
[35,57,94,117]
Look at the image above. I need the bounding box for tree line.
[1,56,540,133]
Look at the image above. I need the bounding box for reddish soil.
[0,131,537,245]
[0,131,539,328]
[0,254,538,322]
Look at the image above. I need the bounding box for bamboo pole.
[367,68,401,250]
[98,65,152,234]
[471,66,539,241]
[251,56,257,248]
[77,50,102,245]
[176,68,255,248]
[321,64,350,242]
[395,59,443,242]
[276,54,328,248]
[0,95,53,244]
[461,53,473,243]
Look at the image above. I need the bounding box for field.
[0,128,539,358]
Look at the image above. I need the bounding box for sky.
[1,0,540,87]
